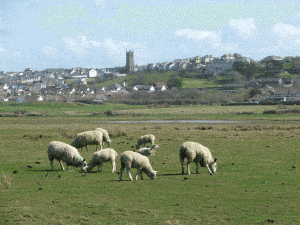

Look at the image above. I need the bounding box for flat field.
[0,103,300,224]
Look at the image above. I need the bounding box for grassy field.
[1,103,300,224]
[182,78,222,88]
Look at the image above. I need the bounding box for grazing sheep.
[84,148,118,173]
[137,144,160,156]
[71,130,103,151]
[94,128,112,147]
[179,141,217,175]
[119,151,158,181]
[47,141,87,171]
[135,134,156,149]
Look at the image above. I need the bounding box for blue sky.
[1,0,300,72]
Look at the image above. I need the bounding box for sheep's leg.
[196,162,199,174]
[97,163,103,172]
[180,158,185,174]
[119,163,125,180]
[126,168,133,181]
[50,160,54,171]
[59,160,65,170]
[85,146,88,152]
[111,160,116,173]
[140,172,144,180]
[135,170,140,181]
[135,169,144,180]
[66,163,69,171]
[187,161,191,175]
[206,165,213,174]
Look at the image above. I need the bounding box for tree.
[233,61,257,80]
[166,76,183,89]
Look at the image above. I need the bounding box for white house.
[161,85,167,91]
[37,96,44,102]
[149,86,155,92]
[89,69,98,78]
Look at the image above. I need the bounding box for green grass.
[1,103,300,224]
[182,78,222,88]
[1,102,300,122]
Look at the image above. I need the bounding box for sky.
[0,0,300,72]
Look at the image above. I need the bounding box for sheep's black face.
[209,158,217,174]
[81,161,88,171]
[149,171,158,180]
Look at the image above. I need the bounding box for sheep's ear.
[83,158,86,162]
[155,171,158,174]
[214,158,217,162]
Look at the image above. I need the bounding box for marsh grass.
[0,106,300,224]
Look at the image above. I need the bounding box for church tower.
[126,50,134,73]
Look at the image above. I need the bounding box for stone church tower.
[126,50,134,73]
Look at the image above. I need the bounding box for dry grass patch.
[0,172,12,190]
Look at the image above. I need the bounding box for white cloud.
[62,36,102,54]
[228,18,257,39]
[270,23,300,49]
[271,23,300,39]
[174,29,221,48]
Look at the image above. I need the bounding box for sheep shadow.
[160,173,184,176]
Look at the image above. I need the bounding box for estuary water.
[100,120,240,124]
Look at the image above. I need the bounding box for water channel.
[100,120,240,124]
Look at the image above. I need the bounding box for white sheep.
[71,130,103,151]
[179,141,217,175]
[119,151,158,181]
[135,134,156,149]
[137,144,160,156]
[84,148,118,173]
[94,128,112,147]
[47,141,87,171]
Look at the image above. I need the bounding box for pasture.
[0,104,300,224]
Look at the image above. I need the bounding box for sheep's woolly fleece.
[119,150,157,181]
[47,141,86,170]
[85,148,118,173]
[136,134,156,149]
[71,130,103,151]
[179,141,217,175]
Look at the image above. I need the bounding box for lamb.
[94,128,112,147]
[135,134,156,149]
[137,144,160,156]
[119,151,158,181]
[83,148,118,173]
[71,130,103,151]
[179,141,217,175]
[47,141,87,171]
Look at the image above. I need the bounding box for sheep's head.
[81,160,87,171]
[107,139,112,146]
[104,135,111,146]
[149,170,158,180]
[150,144,159,150]
[135,143,139,149]
[208,158,217,175]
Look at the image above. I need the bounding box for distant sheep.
[179,141,217,175]
[47,141,87,171]
[135,134,156,149]
[84,148,118,173]
[119,151,158,181]
[94,128,112,147]
[137,144,160,156]
[71,130,103,151]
